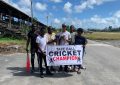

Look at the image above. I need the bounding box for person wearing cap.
[74,28,87,74]
[58,24,71,72]
[59,24,71,45]
[26,24,39,73]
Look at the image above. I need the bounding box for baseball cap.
[62,23,66,27]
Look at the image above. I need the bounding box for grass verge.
[84,32,120,40]
[0,37,26,46]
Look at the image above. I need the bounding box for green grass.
[1,32,120,45]
[0,37,26,45]
[84,32,120,40]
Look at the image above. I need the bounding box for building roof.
[0,0,31,21]
[0,0,47,27]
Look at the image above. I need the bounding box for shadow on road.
[7,67,73,78]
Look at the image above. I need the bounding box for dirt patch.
[0,43,26,54]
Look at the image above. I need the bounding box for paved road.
[0,40,120,85]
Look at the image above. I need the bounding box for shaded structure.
[0,0,47,38]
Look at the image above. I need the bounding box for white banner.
[46,45,83,66]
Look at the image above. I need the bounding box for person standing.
[36,27,53,78]
[59,24,71,45]
[70,25,76,45]
[46,26,56,45]
[75,28,87,74]
[58,24,71,72]
[45,26,56,71]
[26,25,38,73]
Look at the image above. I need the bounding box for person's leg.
[38,53,44,78]
[36,51,39,69]
[59,65,63,71]
[64,65,68,72]
[50,66,55,71]
[31,50,35,72]
[42,53,53,75]
[80,47,86,69]
[76,65,81,74]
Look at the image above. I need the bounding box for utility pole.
[30,0,33,24]
[46,15,48,26]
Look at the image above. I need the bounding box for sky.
[2,0,120,29]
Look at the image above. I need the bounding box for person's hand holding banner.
[46,45,83,66]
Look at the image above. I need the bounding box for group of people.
[26,23,87,78]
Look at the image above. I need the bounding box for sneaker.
[50,67,56,71]
[64,66,68,72]
[80,65,86,70]
[68,66,72,72]
[46,71,53,75]
[77,69,81,74]
[58,66,63,72]
[31,69,35,73]
[64,68,69,72]
[40,74,44,78]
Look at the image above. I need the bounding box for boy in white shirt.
[36,27,53,78]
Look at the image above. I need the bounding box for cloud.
[50,0,62,3]
[18,0,31,7]
[53,18,61,24]
[114,10,120,18]
[59,10,120,29]
[63,2,72,13]
[82,10,120,28]
[74,0,115,13]
[62,17,67,21]
[90,15,108,24]
[60,17,83,28]
[3,0,10,3]
[70,18,82,27]
[35,2,47,11]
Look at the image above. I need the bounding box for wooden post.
[0,13,2,21]
[8,10,12,29]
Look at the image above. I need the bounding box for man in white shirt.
[58,24,71,72]
[36,27,53,78]
[59,24,71,45]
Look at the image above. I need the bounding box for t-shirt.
[36,35,47,53]
[75,35,87,46]
[59,31,71,45]
[27,31,38,50]
[45,33,55,45]
[70,32,77,44]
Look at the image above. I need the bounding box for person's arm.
[47,39,55,44]
[26,33,30,52]
[36,36,44,54]
[85,38,88,45]
[36,43,43,53]
[47,33,56,44]
[65,38,71,43]
[64,33,71,43]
